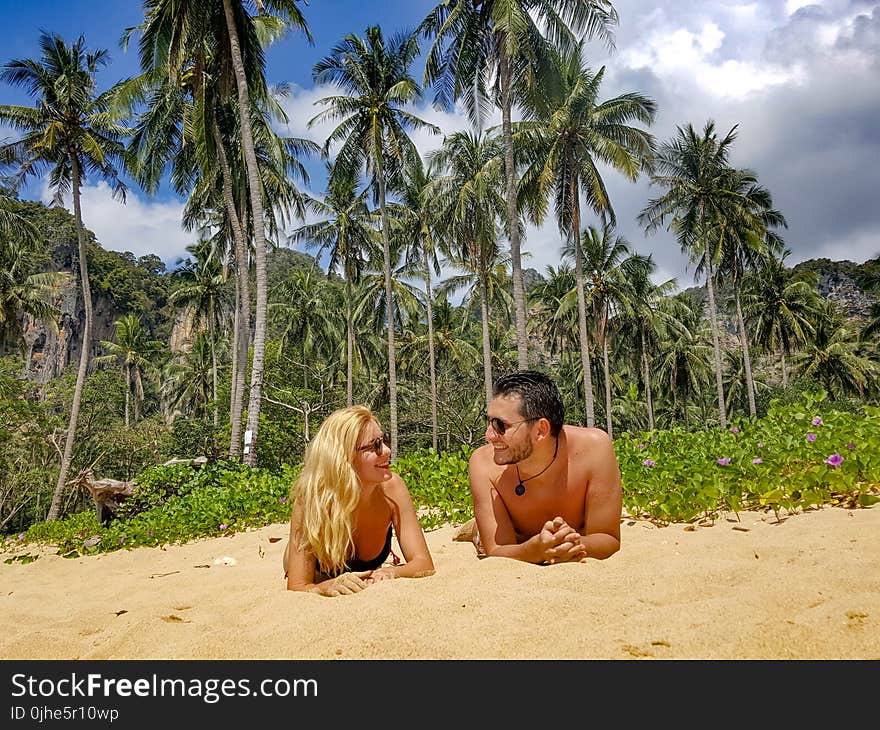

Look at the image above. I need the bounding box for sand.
[1,505,878,660]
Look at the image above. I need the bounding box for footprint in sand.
[161,615,191,624]
[846,611,868,629]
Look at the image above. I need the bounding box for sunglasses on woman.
[356,432,390,455]
[486,416,534,436]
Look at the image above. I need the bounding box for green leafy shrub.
[6,391,878,557]
[394,445,474,530]
[618,389,880,524]
[13,462,297,556]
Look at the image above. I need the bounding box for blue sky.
[2,0,879,290]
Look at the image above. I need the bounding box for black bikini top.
[323,524,393,578]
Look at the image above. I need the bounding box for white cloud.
[620,21,804,100]
[41,178,196,266]
[787,0,818,13]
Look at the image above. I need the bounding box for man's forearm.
[486,536,545,564]
[578,533,620,560]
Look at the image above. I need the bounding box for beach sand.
[1,505,878,660]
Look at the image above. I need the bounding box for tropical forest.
[1,0,878,559]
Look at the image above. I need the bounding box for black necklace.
[514,436,559,496]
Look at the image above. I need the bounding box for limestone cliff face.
[168,307,197,355]
[22,271,124,383]
[815,271,874,318]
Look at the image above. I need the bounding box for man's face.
[486,394,534,465]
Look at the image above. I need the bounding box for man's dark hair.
[492,370,565,437]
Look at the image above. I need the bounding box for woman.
[283,405,435,596]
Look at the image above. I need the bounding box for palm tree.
[0,248,64,364]
[181,98,317,451]
[390,155,442,450]
[0,32,128,520]
[608,261,677,431]
[793,300,875,398]
[418,0,619,369]
[639,121,745,429]
[568,224,650,437]
[742,249,820,388]
[132,0,312,466]
[311,25,439,459]
[530,264,578,370]
[269,267,340,392]
[517,42,655,424]
[289,165,376,406]
[161,330,219,422]
[653,293,713,429]
[396,289,481,445]
[429,130,508,407]
[95,314,162,427]
[168,241,231,427]
[709,168,786,417]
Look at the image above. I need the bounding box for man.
[467,370,623,564]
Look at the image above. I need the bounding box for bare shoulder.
[383,471,410,498]
[468,443,500,491]
[469,443,494,471]
[564,426,616,462]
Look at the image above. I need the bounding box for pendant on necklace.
[515,482,525,496]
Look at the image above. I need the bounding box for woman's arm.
[372,474,435,580]
[285,501,370,595]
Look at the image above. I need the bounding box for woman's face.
[353,420,391,486]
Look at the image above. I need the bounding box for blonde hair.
[292,405,379,574]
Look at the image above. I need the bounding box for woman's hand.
[316,571,372,597]
[366,567,397,583]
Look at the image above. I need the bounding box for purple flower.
[731,426,740,434]
[279,497,287,503]
[824,453,843,468]
[219,523,228,531]
[806,432,817,443]
[642,459,656,467]
[812,417,823,426]
[846,442,856,451]
[147,530,153,537]
[752,458,763,464]
[637,443,645,450]
[17,533,24,541]
[716,457,731,466]
[757,442,764,449]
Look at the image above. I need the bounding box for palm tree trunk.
[345,277,354,407]
[422,247,439,451]
[704,247,727,428]
[124,364,131,428]
[48,158,91,521]
[224,0,267,466]
[641,331,655,431]
[479,274,493,409]
[134,368,143,423]
[780,348,788,388]
[210,320,219,429]
[230,273,240,431]
[213,120,249,458]
[734,289,756,417]
[500,54,528,369]
[377,163,398,460]
[571,188,595,426]
[603,336,613,438]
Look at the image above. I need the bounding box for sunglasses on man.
[486,415,535,436]
[356,432,390,455]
